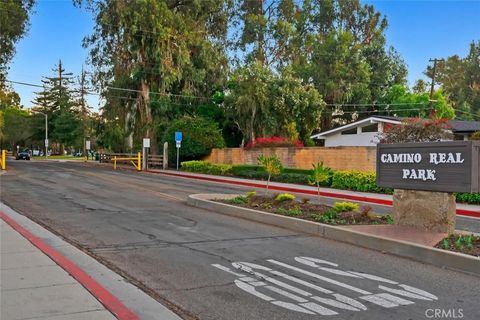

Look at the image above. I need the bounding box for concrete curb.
[187,193,480,276]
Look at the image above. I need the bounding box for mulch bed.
[435,234,480,257]
[217,194,392,225]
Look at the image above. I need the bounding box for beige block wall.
[203,147,376,171]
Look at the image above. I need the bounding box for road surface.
[1,161,479,320]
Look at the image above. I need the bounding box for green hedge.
[180,161,232,175]
[455,192,480,205]
[331,171,393,194]
[179,161,479,204]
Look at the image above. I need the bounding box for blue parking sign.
[175,131,182,142]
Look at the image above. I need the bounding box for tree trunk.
[140,80,158,154]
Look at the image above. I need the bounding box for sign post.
[85,140,91,160]
[175,132,182,171]
[143,138,150,170]
[376,141,479,233]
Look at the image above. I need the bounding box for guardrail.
[99,152,141,171]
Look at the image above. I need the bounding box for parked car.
[16,151,30,160]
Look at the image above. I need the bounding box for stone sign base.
[392,189,456,234]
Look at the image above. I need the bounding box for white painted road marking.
[213,256,438,316]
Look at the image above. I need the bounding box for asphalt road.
[1,161,479,320]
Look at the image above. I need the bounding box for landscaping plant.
[332,202,359,213]
[308,161,333,197]
[257,154,283,195]
[275,193,296,201]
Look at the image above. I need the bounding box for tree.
[162,116,225,163]
[225,61,273,145]
[0,0,35,79]
[76,0,229,153]
[31,61,81,151]
[1,106,31,151]
[378,84,455,119]
[269,68,324,142]
[308,161,333,197]
[0,82,21,110]
[425,41,480,120]
[379,118,453,144]
[257,154,282,195]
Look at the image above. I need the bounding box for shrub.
[333,202,359,213]
[229,196,248,204]
[181,160,232,175]
[331,170,392,194]
[286,208,303,216]
[162,116,225,163]
[245,191,256,198]
[379,118,453,143]
[308,161,333,196]
[258,154,283,195]
[455,192,480,205]
[470,131,480,140]
[245,136,304,149]
[275,193,296,201]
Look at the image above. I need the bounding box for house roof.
[310,116,480,139]
[310,116,400,139]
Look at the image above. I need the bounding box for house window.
[454,134,464,141]
[361,123,378,133]
[341,128,357,135]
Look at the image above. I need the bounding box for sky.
[6,0,480,111]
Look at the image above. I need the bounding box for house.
[310,116,480,147]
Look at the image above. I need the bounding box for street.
[1,161,479,320]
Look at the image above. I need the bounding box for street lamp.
[32,111,48,159]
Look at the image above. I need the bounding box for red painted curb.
[0,211,139,320]
[147,170,480,219]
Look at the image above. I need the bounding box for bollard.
[1,150,5,170]
[137,152,141,171]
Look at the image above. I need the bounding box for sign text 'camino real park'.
[376,141,479,193]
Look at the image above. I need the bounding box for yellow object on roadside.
[113,152,141,171]
[1,150,5,170]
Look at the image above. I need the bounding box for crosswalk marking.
[213,256,438,316]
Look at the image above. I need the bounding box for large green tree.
[75,0,230,153]
[0,0,35,80]
[426,41,480,119]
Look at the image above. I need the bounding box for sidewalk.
[147,169,480,218]
[1,219,116,320]
[0,203,182,320]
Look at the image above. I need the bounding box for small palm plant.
[258,154,283,195]
[308,161,332,197]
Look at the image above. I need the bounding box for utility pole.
[428,58,444,117]
[79,66,88,159]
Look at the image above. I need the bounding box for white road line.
[332,293,367,310]
[360,294,400,308]
[233,262,312,297]
[271,301,315,314]
[376,293,414,306]
[268,259,371,295]
[300,302,338,316]
[265,286,309,303]
[297,257,339,267]
[349,272,398,284]
[234,280,273,301]
[212,264,245,277]
[378,285,435,301]
[399,284,438,300]
[311,296,360,311]
[269,270,333,294]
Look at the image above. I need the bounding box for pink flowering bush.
[245,136,304,149]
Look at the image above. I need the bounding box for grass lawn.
[32,155,87,161]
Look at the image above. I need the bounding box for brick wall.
[203,147,377,171]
